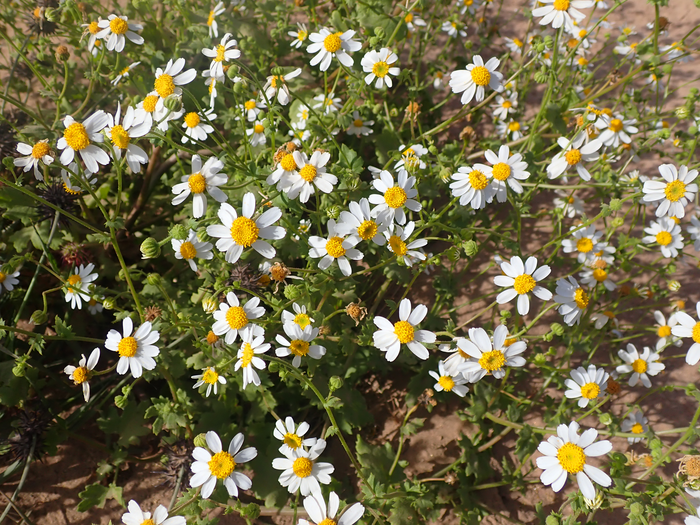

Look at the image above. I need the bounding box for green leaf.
[77,482,124,512]
[97,401,150,447]
[54,315,74,338]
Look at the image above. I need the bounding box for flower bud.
[115,394,129,409]
[446,246,461,262]
[609,198,622,211]
[193,433,208,448]
[202,296,218,314]
[534,71,548,84]
[55,45,70,62]
[146,273,162,286]
[284,284,302,301]
[543,35,554,48]
[329,376,343,392]
[499,309,511,319]
[675,106,690,119]
[533,353,547,366]
[44,7,58,21]
[373,26,385,37]
[668,280,681,292]
[368,36,380,47]
[389,107,398,117]
[31,310,48,325]
[550,323,564,336]
[326,205,341,219]
[463,240,478,257]
[163,94,183,113]
[169,224,189,241]
[439,167,451,183]
[103,297,116,310]
[140,237,161,259]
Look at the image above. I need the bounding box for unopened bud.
[284,284,302,301]
[202,296,218,314]
[140,237,161,259]
[193,433,208,448]
[446,246,461,262]
[146,273,162,286]
[609,198,622,211]
[463,240,478,257]
[329,376,343,392]
[44,7,58,21]
[103,297,116,310]
[550,323,564,336]
[676,106,690,119]
[428,145,438,156]
[326,205,341,219]
[169,224,189,241]
[668,280,681,292]
[31,310,48,325]
[163,94,183,113]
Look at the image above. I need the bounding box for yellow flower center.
[253,124,264,134]
[632,358,647,374]
[593,269,608,282]
[692,322,700,344]
[508,121,521,132]
[88,21,99,34]
[655,231,672,246]
[109,17,128,35]
[580,382,600,399]
[179,241,197,260]
[468,170,489,190]
[63,182,81,195]
[318,520,337,525]
[389,235,408,256]
[184,112,201,128]
[64,122,90,151]
[578,57,589,66]
[565,149,582,165]
[72,366,89,384]
[356,220,378,240]
[206,331,219,344]
[119,66,131,76]
[609,118,624,132]
[118,336,138,358]
[394,320,415,343]
[214,44,226,62]
[207,10,215,26]
[513,274,536,294]
[0,272,6,283]
[470,65,491,86]
[226,306,248,330]
[574,288,589,309]
[202,368,219,384]
[292,457,313,478]
[323,32,342,53]
[154,74,175,98]
[478,349,506,372]
[576,237,593,253]
[438,375,455,391]
[372,61,390,78]
[230,217,260,247]
[512,37,523,47]
[384,186,408,208]
[283,432,302,449]
[289,313,309,330]
[141,519,155,525]
[657,324,671,338]
[299,164,317,182]
[325,236,346,258]
[567,38,578,49]
[31,142,50,159]
[67,274,82,287]
[280,153,297,172]
[240,342,255,367]
[664,180,686,202]
[142,95,158,113]
[502,101,512,109]
[208,451,235,479]
[241,101,256,112]
[492,162,511,181]
[553,0,570,9]
[290,339,310,356]
[297,29,308,41]
[188,173,206,194]
[557,442,586,474]
[405,13,414,22]
[631,423,644,434]
[110,124,130,149]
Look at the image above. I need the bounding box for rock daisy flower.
[57,111,110,174]
[553,276,590,326]
[192,367,227,397]
[190,431,257,499]
[87,297,104,315]
[289,22,308,49]
[275,324,326,368]
[182,108,216,144]
[272,439,334,496]
[235,325,269,389]
[642,163,698,219]
[497,119,527,141]
[616,344,664,388]
[282,303,315,330]
[153,58,197,102]
[672,302,700,365]
[594,113,638,147]
[336,198,387,246]
[450,164,496,209]
[105,317,160,378]
[459,325,527,381]
[492,93,518,120]
[121,500,185,525]
[395,144,428,171]
[83,20,102,55]
[369,169,421,225]
[312,92,342,114]
[494,255,552,315]
[621,410,648,444]
[64,262,98,310]
[64,348,100,402]
[96,14,144,52]
[263,68,301,106]
[298,491,365,525]
[562,225,603,264]
[308,219,363,276]
[484,145,531,203]
[347,111,374,136]
[138,90,183,132]
[384,221,428,267]
[206,2,226,38]
[532,0,593,31]
[206,193,286,263]
[578,266,616,291]
[547,133,602,181]
[246,120,266,147]
[111,61,140,86]
[106,102,152,174]
[307,27,361,71]
[429,361,470,397]
[642,217,684,258]
[440,338,480,376]
[202,33,241,80]
[449,55,503,105]
[281,150,338,203]
[554,190,585,217]
[273,416,317,456]
[0,268,20,295]
[653,310,681,350]
[172,154,227,218]
[361,48,400,89]
[211,291,265,344]
[372,298,436,362]
[536,420,612,501]
[14,139,53,181]
[564,364,609,408]
[238,98,266,122]
[441,20,467,39]
[171,229,214,272]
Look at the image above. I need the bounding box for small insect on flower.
[192,367,227,397]
[361,48,400,89]
[307,27,361,71]
[449,55,503,105]
[64,348,100,402]
[298,491,365,525]
[308,219,363,277]
[642,163,699,219]
[621,410,649,444]
[64,263,98,310]
[429,361,470,397]
[272,439,334,496]
[105,317,160,378]
[616,344,664,388]
[235,325,269,389]
[672,301,700,365]
[172,154,227,218]
[14,139,54,181]
[494,255,552,316]
[121,500,185,525]
[275,324,326,368]
[554,276,591,326]
[211,291,265,344]
[96,14,144,52]
[564,364,609,408]
[57,111,110,174]
[273,416,317,456]
[372,298,436,362]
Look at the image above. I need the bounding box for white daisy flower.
[0,268,21,295]
[172,154,227,218]
[192,367,227,397]
[292,104,310,129]
[562,225,603,263]
[14,140,53,181]
[621,410,648,444]
[347,111,374,136]
[246,120,267,147]
[429,361,470,397]
[459,325,527,381]
[616,344,664,388]
[306,27,361,72]
[272,439,334,496]
[672,302,700,365]
[554,190,585,217]
[312,92,342,114]
[275,324,326,368]
[96,14,144,52]
[137,91,183,133]
[404,11,427,33]
[441,21,467,39]
[578,266,616,291]
[433,71,447,89]
[554,276,590,326]
[274,416,317,456]
[87,297,104,315]
[494,255,552,315]
[361,48,400,89]
[449,55,504,105]
[653,310,681,350]
[564,364,609,408]
[289,22,308,48]
[336,198,387,246]
[372,298,436,362]
[105,317,160,378]
[211,291,265,344]
[496,119,528,141]
[57,112,110,174]
[206,193,286,263]
[281,150,338,203]
[153,58,197,101]
[492,93,518,120]
[238,98,266,122]
[171,229,213,272]
[536,420,612,501]
[642,164,699,219]
[642,217,684,258]
[64,263,98,310]
[190,431,257,499]
[450,164,495,209]
[504,36,525,54]
[593,113,638,147]
[235,325,270,389]
[586,242,616,269]
[111,60,140,85]
[547,133,602,181]
[289,122,311,145]
[267,149,300,188]
[82,20,102,55]
[484,145,530,203]
[206,2,226,38]
[440,338,480,376]
[182,108,216,144]
[60,165,96,195]
[299,491,364,525]
[64,348,100,402]
[263,68,302,106]
[106,102,151,173]
[368,169,421,225]
[395,144,428,171]
[385,221,427,267]
[282,303,315,330]
[202,33,241,79]
[532,0,593,31]
[591,310,617,329]
[308,219,363,276]
[121,500,184,525]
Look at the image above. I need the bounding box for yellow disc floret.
[470,65,491,86]
[72,366,89,384]
[631,423,644,434]
[184,112,201,128]
[508,121,521,132]
[394,320,415,343]
[283,432,302,449]
[290,339,310,356]
[294,313,311,329]
[110,125,130,149]
[664,180,686,202]
[609,118,624,132]
[557,442,586,474]
[118,336,138,358]
[240,342,254,367]
[469,170,489,190]
[592,269,608,282]
[214,45,226,62]
[580,382,600,399]
[67,274,82,287]
[325,236,346,258]
[565,149,582,165]
[655,231,672,246]
[438,375,455,391]
[576,237,593,253]
[226,306,248,330]
[299,164,317,182]
[478,349,506,372]
[292,457,313,478]
[202,368,219,384]
[188,173,207,194]
[384,186,408,208]
[280,153,297,172]
[31,142,50,159]
[389,235,408,256]
[492,162,511,181]
[142,95,158,113]
[254,124,264,134]
[574,288,589,309]
[179,241,197,260]
[64,123,90,151]
[632,358,647,374]
[208,451,236,479]
[154,74,175,98]
[692,322,700,344]
[357,220,378,240]
[372,61,390,78]
[657,325,671,338]
[230,217,260,247]
[323,33,342,53]
[513,274,536,294]
[109,17,128,35]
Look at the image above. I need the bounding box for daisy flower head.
[484,145,530,202]
[504,36,525,54]
[547,133,602,181]
[202,33,241,79]
[384,221,428,267]
[182,108,216,144]
[312,92,342,114]
[562,225,603,263]
[190,431,257,499]
[64,348,100,402]
[206,193,286,263]
[653,310,681,350]
[96,14,144,52]
[564,364,608,408]
[105,317,160,378]
[246,120,267,147]
[554,276,590,326]
[642,164,698,219]
[0,267,20,295]
[616,344,664,388]
[106,102,152,173]
[459,325,527,381]
[111,60,140,85]
[259,261,302,290]
[450,164,497,209]
[368,169,421,225]
[138,90,182,132]
[275,324,326,368]
[361,48,400,89]
[579,266,616,291]
[299,491,364,525]
[440,338,479,375]
[282,150,338,203]
[289,22,308,48]
[642,217,684,258]
[621,410,648,444]
[449,55,504,105]
[272,438,334,496]
[172,154,227,218]
[153,58,197,102]
[14,139,53,180]
[536,420,612,500]
[192,367,227,397]
[282,303,315,330]
[591,310,618,329]
[494,255,552,315]
[532,0,593,31]
[404,11,427,33]
[211,291,265,344]
[594,113,638,148]
[586,242,616,269]
[307,27,361,72]
[206,2,225,38]
[235,325,270,389]
[64,263,98,310]
[441,20,467,39]
[273,416,317,456]
[83,20,102,55]
[121,500,185,525]
[395,144,428,171]
[429,361,470,397]
[308,219,363,276]
[238,98,266,122]
[171,230,213,272]
[497,119,528,141]
[372,298,436,362]
[60,164,96,195]
[87,297,104,315]
[554,191,585,217]
[671,302,700,365]
[263,68,301,106]
[347,111,374,136]
[336,198,387,246]
[57,111,109,174]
